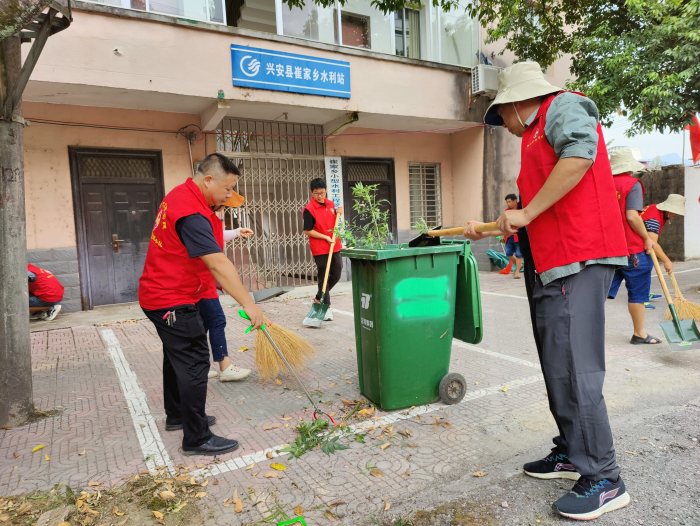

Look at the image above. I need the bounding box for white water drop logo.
[240,56,261,77]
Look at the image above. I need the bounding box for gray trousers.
[532,263,620,482]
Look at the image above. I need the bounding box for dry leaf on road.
[380,443,390,451]
[246,463,255,471]
[443,422,452,428]
[266,451,274,459]
[384,502,391,511]
[237,347,250,353]
[473,471,488,477]
[160,491,176,500]
[370,469,383,478]
[195,492,207,499]
[263,472,278,478]
[12,452,19,458]
[271,463,286,471]
[115,519,128,526]
[44,454,50,461]
[152,511,164,519]
[234,500,243,513]
[294,505,303,515]
[31,445,46,453]
[276,379,282,386]
[88,481,101,486]
[324,510,336,522]
[79,450,86,455]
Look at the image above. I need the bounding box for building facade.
[21,0,523,312]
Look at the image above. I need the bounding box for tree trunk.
[0,35,33,427]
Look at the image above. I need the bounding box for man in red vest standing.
[303,178,343,321]
[462,62,631,520]
[607,149,659,344]
[139,153,264,456]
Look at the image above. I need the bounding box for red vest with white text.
[517,92,628,274]
[28,264,64,303]
[304,198,341,257]
[613,174,646,255]
[139,178,223,309]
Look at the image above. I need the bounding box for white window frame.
[408,162,442,231]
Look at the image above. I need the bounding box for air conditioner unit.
[472,64,501,97]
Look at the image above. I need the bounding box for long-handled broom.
[239,310,316,381]
[664,272,700,321]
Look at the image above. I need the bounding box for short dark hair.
[505,194,517,202]
[196,153,240,180]
[310,178,327,191]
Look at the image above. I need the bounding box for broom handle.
[260,327,321,413]
[320,212,342,295]
[427,222,499,237]
[650,250,674,307]
[669,271,683,299]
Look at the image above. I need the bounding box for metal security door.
[216,119,325,291]
[70,148,164,309]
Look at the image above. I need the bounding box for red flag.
[685,114,700,164]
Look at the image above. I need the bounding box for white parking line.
[672,267,700,275]
[481,291,528,299]
[330,308,355,317]
[100,329,175,475]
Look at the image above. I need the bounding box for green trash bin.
[341,241,481,410]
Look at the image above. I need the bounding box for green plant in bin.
[334,183,392,249]
[412,217,431,235]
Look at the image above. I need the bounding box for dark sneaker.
[165,414,216,431]
[44,305,61,321]
[523,449,580,480]
[553,476,630,520]
[182,435,239,456]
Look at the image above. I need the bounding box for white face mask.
[512,103,525,129]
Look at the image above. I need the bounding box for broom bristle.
[664,272,700,321]
[254,321,316,381]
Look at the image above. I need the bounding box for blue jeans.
[196,298,228,362]
[505,237,522,258]
[29,296,58,308]
[608,251,652,304]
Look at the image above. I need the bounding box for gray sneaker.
[44,305,61,321]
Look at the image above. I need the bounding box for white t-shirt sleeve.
[223,228,241,242]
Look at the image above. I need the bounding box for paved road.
[1,262,699,525]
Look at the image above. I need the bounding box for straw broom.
[254,318,316,381]
[664,272,700,321]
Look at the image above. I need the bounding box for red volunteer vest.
[200,216,225,300]
[28,264,64,303]
[138,178,224,310]
[304,198,341,257]
[613,174,646,254]
[517,92,628,274]
[640,204,666,235]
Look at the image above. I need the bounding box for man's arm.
[304,229,333,243]
[200,252,264,329]
[497,157,592,234]
[462,221,504,241]
[626,210,655,255]
[647,232,671,272]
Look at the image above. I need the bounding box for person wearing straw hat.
[462,62,630,520]
[197,189,256,383]
[608,148,660,344]
[641,194,686,275]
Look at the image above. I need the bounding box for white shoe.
[208,370,219,379]
[324,309,333,321]
[219,365,252,382]
[44,305,61,321]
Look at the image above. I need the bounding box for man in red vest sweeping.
[303,178,343,321]
[139,153,264,456]
[462,62,630,520]
[607,149,659,343]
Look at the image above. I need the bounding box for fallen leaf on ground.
[88,481,101,486]
[237,347,250,353]
[233,489,238,502]
[294,504,303,515]
[79,449,86,455]
[175,475,189,481]
[213,479,219,485]
[402,469,411,478]
[113,506,124,516]
[384,502,391,511]
[195,492,207,499]
[234,500,243,512]
[246,463,255,471]
[153,511,164,519]
[328,501,346,507]
[16,503,31,515]
[271,463,286,471]
[31,445,46,453]
[473,471,488,477]
[115,519,128,526]
[443,422,452,428]
[57,523,71,526]
[160,491,176,500]
[263,472,278,478]
[501,385,509,392]
[44,454,50,461]
[641,437,648,440]
[324,510,336,521]
[276,379,282,386]
[370,469,383,478]
[282,417,292,421]
[266,451,274,459]
[625,451,637,455]
[201,479,209,487]
[196,463,203,468]
[329,382,336,386]
[380,443,390,451]
[252,470,260,477]
[12,452,19,458]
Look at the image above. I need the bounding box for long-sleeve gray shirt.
[523,92,627,285]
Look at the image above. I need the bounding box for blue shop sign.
[231,44,351,99]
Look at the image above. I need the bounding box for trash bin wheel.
[439,373,466,405]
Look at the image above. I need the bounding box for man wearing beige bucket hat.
[608,149,661,345]
[462,62,630,520]
[641,194,686,273]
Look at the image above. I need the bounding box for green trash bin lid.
[441,240,483,344]
[340,243,463,260]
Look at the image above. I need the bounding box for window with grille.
[409,163,441,230]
